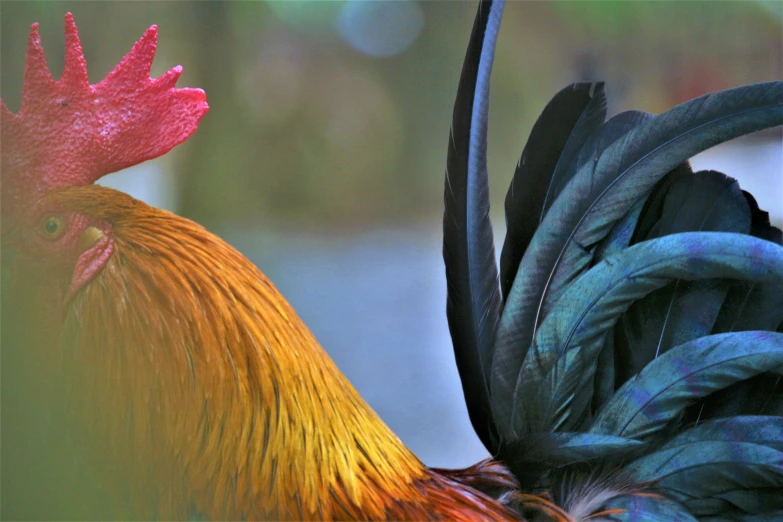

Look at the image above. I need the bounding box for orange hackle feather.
[48,186,519,520]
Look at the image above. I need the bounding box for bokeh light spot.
[335,0,424,58]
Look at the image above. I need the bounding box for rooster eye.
[39,214,66,239]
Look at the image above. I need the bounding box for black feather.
[444,2,783,518]
[744,190,783,244]
[626,163,694,245]
[520,234,783,437]
[499,82,606,299]
[575,110,655,177]
[690,183,783,425]
[492,82,783,437]
[687,372,783,422]
[591,331,615,417]
[613,170,752,386]
[442,0,505,453]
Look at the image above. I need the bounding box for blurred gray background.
[2,1,781,470]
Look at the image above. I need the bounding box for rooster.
[1,10,517,522]
[2,2,781,522]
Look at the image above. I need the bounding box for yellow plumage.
[44,185,517,520]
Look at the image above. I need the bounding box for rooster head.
[1,14,208,304]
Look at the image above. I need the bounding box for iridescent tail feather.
[444,1,783,519]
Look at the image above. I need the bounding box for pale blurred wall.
[2,1,781,469]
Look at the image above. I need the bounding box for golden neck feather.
[55,187,514,520]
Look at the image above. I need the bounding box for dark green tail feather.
[442,0,505,454]
[614,169,753,383]
[445,1,783,518]
[500,82,606,300]
[491,81,783,436]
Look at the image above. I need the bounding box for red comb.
[1,13,208,217]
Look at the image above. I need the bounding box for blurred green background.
[3,1,780,228]
[1,1,782,518]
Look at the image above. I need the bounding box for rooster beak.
[78,226,104,254]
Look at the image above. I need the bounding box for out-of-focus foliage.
[1,0,780,230]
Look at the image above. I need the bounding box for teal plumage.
[492,82,782,426]
[444,0,783,518]
[443,0,505,452]
[592,332,783,438]
[499,82,607,300]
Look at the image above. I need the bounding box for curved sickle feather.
[491,81,783,436]
[499,83,607,299]
[443,0,505,453]
[613,170,752,384]
[519,233,783,436]
[592,332,783,440]
[623,440,783,506]
[662,416,783,451]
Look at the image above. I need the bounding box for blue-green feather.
[601,495,697,522]
[623,441,783,507]
[701,512,783,522]
[442,0,505,453]
[491,81,783,438]
[613,170,752,385]
[499,82,606,300]
[591,332,783,440]
[514,234,783,435]
[693,194,783,420]
[444,2,783,518]
[504,432,643,467]
[663,416,783,451]
[545,432,643,464]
